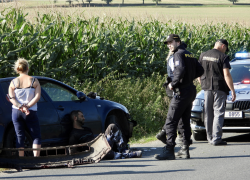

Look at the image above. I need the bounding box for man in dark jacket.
[69,110,142,159]
[155,34,204,160]
[198,39,236,146]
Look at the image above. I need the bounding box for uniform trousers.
[164,85,196,146]
[204,90,227,144]
[164,88,185,140]
[162,97,185,140]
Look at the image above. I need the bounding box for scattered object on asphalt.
[0,134,111,171]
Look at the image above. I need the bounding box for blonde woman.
[8,58,41,157]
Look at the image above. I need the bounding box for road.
[1,133,250,180]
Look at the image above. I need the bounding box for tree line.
[58,0,239,6]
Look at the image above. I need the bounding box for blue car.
[0,77,135,154]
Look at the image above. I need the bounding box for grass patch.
[0,168,10,172]
[68,74,201,140]
[130,133,157,144]
[70,74,170,139]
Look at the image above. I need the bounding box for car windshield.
[230,64,250,83]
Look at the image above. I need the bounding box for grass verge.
[130,133,158,144]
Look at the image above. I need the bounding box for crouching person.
[69,110,142,159]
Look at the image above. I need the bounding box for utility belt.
[179,83,194,89]
[163,77,181,96]
[163,78,194,98]
[173,83,194,99]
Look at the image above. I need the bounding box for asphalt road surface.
[1,133,250,180]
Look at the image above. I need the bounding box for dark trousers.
[162,97,184,139]
[163,92,185,139]
[12,109,41,148]
[164,85,196,146]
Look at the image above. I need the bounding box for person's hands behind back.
[20,106,30,115]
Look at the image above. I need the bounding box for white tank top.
[12,78,37,111]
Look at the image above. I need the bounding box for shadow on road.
[193,155,250,160]
[82,164,154,168]
[0,169,195,179]
[223,133,250,143]
[192,133,250,144]
[128,146,196,159]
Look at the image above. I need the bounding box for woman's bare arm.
[8,80,22,108]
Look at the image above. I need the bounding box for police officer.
[156,45,190,145]
[198,39,236,146]
[155,34,204,160]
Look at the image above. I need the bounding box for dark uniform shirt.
[171,44,204,89]
[69,127,94,152]
[199,49,231,94]
[163,43,204,146]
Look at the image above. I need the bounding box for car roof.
[231,53,250,64]
[0,76,77,92]
[231,59,250,65]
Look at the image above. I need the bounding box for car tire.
[4,127,33,156]
[106,115,129,145]
[193,131,207,141]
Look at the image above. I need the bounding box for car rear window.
[230,64,250,83]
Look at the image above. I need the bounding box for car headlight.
[193,99,204,107]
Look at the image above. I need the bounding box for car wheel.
[106,115,129,145]
[193,131,207,141]
[4,127,33,156]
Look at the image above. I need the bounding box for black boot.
[155,145,175,160]
[175,145,190,159]
[177,138,193,145]
[156,130,167,144]
[177,133,193,145]
[177,134,183,144]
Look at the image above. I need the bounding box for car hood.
[93,96,129,114]
[229,83,250,102]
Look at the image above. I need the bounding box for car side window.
[0,81,45,102]
[40,81,78,101]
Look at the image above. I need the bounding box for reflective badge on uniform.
[175,60,179,66]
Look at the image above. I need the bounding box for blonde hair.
[14,58,29,74]
[166,51,174,62]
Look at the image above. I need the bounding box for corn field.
[1,8,250,82]
[1,8,249,139]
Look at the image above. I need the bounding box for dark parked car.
[0,77,135,154]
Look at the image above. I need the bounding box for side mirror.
[87,92,96,99]
[76,92,87,101]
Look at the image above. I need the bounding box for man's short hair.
[216,39,229,52]
[70,110,82,122]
